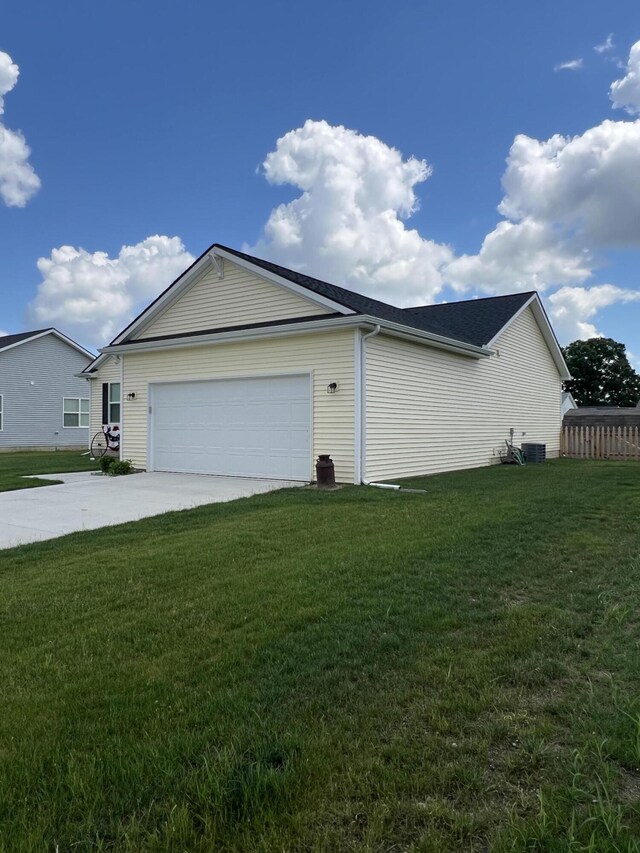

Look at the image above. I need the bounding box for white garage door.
[150,375,311,480]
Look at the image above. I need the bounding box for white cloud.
[26,236,194,347]
[246,119,640,347]
[0,51,40,207]
[498,121,640,245]
[595,34,615,54]
[610,40,640,115]
[0,52,19,113]
[554,59,583,72]
[627,349,640,372]
[445,119,640,297]
[446,219,592,294]
[547,284,640,342]
[249,119,453,306]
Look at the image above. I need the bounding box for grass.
[0,449,97,492]
[0,459,639,851]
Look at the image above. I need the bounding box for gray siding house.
[0,329,94,450]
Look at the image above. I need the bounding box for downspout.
[359,325,381,484]
[118,355,124,462]
[356,325,426,493]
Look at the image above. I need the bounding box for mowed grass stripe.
[0,459,639,851]
[0,450,97,492]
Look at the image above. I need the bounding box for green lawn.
[0,450,97,492]
[1,460,639,851]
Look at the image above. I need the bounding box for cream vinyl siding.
[121,330,356,482]
[365,306,563,481]
[135,261,330,340]
[89,356,121,439]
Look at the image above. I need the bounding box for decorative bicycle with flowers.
[90,424,121,459]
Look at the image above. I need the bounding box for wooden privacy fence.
[562,426,640,460]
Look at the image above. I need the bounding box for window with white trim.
[109,383,121,424]
[63,397,90,428]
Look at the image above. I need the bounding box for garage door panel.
[151,376,311,480]
[290,401,310,421]
[269,430,299,452]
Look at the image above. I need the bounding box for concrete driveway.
[0,472,303,550]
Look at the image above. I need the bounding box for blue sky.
[2,0,640,363]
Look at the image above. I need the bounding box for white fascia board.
[529,298,572,380]
[104,317,362,355]
[486,294,570,380]
[49,329,95,360]
[110,252,217,346]
[0,331,48,355]
[81,352,109,375]
[485,295,537,348]
[101,314,491,359]
[0,328,94,360]
[372,318,490,358]
[109,248,354,348]
[212,247,356,316]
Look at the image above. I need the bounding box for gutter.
[99,314,491,360]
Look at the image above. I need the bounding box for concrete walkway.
[0,472,302,550]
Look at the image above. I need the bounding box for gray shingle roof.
[0,329,53,351]
[563,407,640,427]
[120,313,343,347]
[218,246,425,329]
[218,246,534,347]
[404,293,535,347]
[117,242,541,350]
[565,407,640,416]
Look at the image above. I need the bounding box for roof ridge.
[215,244,396,313]
[214,245,537,346]
[407,292,536,311]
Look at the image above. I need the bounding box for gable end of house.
[112,246,356,346]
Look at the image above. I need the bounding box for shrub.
[99,455,114,474]
[107,459,135,476]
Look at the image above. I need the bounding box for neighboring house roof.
[0,329,51,351]
[0,328,94,359]
[567,406,638,415]
[563,407,640,427]
[85,243,570,379]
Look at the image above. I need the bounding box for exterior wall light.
[327,382,338,394]
[126,392,136,400]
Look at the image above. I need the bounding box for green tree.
[562,338,640,407]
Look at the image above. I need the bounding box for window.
[63,397,90,428]
[101,382,122,426]
[0,395,3,431]
[109,382,121,424]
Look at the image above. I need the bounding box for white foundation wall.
[119,330,356,482]
[134,260,330,340]
[365,306,563,481]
